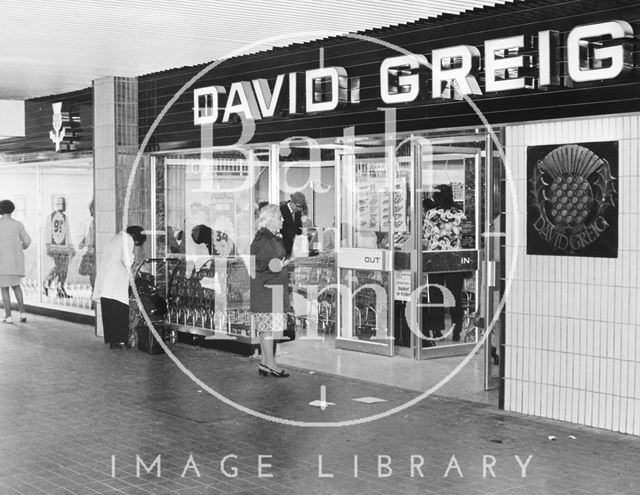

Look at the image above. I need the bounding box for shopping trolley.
[129,258,179,353]
[290,253,337,334]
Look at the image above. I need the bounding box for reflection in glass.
[340,269,390,342]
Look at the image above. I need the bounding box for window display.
[0,159,94,314]
[421,156,476,253]
[155,150,267,341]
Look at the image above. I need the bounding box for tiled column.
[93,76,139,336]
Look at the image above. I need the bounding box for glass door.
[336,142,394,356]
[416,132,484,359]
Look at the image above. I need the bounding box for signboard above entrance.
[194,20,636,126]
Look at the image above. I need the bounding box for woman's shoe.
[267,367,289,378]
[57,287,72,298]
[19,313,26,323]
[258,365,289,377]
[1,316,12,324]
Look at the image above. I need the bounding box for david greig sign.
[193,20,635,125]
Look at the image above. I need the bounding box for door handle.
[486,261,497,288]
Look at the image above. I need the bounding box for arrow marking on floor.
[309,385,335,410]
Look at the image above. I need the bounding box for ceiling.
[0,0,513,101]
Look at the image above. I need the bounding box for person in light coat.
[0,200,31,323]
[92,226,146,349]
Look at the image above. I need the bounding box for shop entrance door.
[335,143,394,356]
[394,131,504,368]
[410,131,497,362]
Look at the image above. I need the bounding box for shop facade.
[126,0,640,433]
[3,0,638,435]
[0,89,95,317]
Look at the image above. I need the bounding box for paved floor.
[1,315,639,494]
[278,335,499,405]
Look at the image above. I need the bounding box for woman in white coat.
[0,200,31,323]
[92,226,146,349]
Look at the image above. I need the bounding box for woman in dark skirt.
[92,226,146,349]
[250,204,290,377]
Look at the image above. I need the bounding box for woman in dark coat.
[250,204,290,377]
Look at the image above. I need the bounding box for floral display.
[422,207,466,250]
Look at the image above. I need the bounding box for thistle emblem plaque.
[527,141,618,257]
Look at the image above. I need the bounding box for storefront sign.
[48,101,80,152]
[49,102,66,151]
[527,141,618,258]
[394,270,412,301]
[337,248,391,272]
[422,250,478,273]
[194,20,635,125]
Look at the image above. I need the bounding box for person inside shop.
[422,184,465,343]
[0,199,31,324]
[92,226,147,349]
[191,224,215,256]
[185,202,211,257]
[279,191,306,258]
[322,218,337,252]
[250,204,291,378]
[166,225,185,254]
[44,195,75,298]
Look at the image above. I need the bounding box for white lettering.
[378,455,393,478]
[181,454,201,478]
[193,86,225,125]
[305,66,348,112]
[444,455,463,478]
[485,35,533,92]
[410,455,425,478]
[567,20,634,83]
[258,455,273,478]
[405,282,456,342]
[222,81,261,122]
[288,72,301,114]
[136,454,161,478]
[380,54,427,104]
[483,455,497,478]
[221,454,239,478]
[514,454,533,477]
[318,455,334,478]
[252,75,285,118]
[538,30,561,87]
[432,45,482,99]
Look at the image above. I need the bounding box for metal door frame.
[334,141,395,357]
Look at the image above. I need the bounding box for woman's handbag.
[78,252,94,276]
[283,313,296,341]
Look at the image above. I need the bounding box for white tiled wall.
[504,114,640,434]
